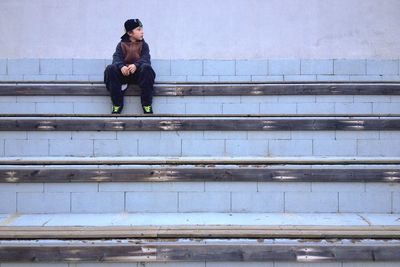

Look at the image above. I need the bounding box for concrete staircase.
[0,82,399,266]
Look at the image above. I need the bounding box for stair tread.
[2,212,399,227]
[1,213,400,239]
[1,82,399,96]
[0,163,398,183]
[1,156,399,165]
[1,116,399,131]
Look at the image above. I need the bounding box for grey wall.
[0,0,399,59]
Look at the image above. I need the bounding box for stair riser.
[1,95,400,114]
[1,181,398,214]
[1,131,399,157]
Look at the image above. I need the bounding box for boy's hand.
[121,66,130,76]
[127,64,137,74]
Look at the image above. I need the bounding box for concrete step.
[0,158,398,214]
[1,213,400,239]
[1,213,400,263]
[1,156,400,165]
[1,82,400,96]
[1,181,397,214]
[0,115,399,157]
[1,83,399,115]
[3,95,398,115]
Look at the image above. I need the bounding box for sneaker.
[112,105,123,114]
[142,105,153,114]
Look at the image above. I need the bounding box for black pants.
[104,63,156,107]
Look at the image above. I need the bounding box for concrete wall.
[0,0,399,59]
[1,58,400,82]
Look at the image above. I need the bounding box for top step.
[2,82,399,115]
[1,82,400,96]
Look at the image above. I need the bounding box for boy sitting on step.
[104,19,155,114]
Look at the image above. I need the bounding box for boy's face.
[128,27,144,41]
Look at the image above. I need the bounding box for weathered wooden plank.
[0,240,399,262]
[1,83,400,96]
[1,118,399,131]
[0,168,398,183]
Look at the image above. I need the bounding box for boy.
[104,19,156,114]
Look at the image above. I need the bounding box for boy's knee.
[139,63,153,72]
[139,64,156,79]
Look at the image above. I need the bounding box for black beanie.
[121,19,143,39]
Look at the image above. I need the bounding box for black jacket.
[112,38,151,69]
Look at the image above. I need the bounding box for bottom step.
[2,213,400,263]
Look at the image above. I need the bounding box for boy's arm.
[112,43,125,69]
[134,41,151,68]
